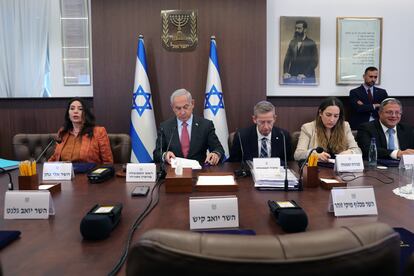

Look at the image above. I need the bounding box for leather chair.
[291,130,301,154]
[126,222,401,276]
[12,133,131,163]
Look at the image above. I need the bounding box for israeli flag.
[203,36,230,159]
[130,35,157,163]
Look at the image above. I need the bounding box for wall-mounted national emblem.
[161,10,198,51]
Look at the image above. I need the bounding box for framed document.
[336,17,382,84]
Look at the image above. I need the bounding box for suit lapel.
[188,117,200,157]
[170,120,182,156]
[375,120,387,148]
[80,134,91,161]
[359,85,369,102]
[271,128,280,157]
[248,127,259,158]
[397,124,407,149]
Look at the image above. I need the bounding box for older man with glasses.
[228,101,292,163]
[356,98,414,160]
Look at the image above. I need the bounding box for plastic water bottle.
[368,138,377,168]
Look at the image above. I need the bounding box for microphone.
[161,126,177,164]
[268,200,308,233]
[36,136,62,163]
[157,127,166,179]
[298,147,324,191]
[234,130,250,178]
[0,167,14,190]
[280,131,289,191]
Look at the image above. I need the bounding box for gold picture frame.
[336,17,383,85]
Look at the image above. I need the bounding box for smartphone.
[131,186,150,196]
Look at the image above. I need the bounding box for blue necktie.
[260,137,268,158]
[387,128,395,150]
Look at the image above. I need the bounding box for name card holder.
[189,196,239,230]
[43,162,74,181]
[126,163,156,182]
[328,186,378,217]
[165,166,192,193]
[4,191,55,219]
[400,154,414,167]
[253,158,281,179]
[335,154,364,172]
[195,173,238,192]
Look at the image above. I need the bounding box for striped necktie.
[260,137,268,158]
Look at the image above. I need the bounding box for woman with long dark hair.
[48,98,113,163]
[294,97,361,161]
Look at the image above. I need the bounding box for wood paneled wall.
[0,0,413,160]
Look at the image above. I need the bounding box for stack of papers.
[0,158,20,171]
[171,157,202,170]
[247,161,299,190]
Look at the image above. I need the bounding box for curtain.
[0,0,50,97]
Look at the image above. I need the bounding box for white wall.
[49,0,93,97]
[267,0,414,96]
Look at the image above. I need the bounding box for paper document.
[171,157,202,170]
[197,175,236,186]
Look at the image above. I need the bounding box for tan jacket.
[294,121,361,161]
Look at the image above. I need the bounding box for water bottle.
[368,137,377,168]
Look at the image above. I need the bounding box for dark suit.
[349,85,388,129]
[228,125,292,163]
[153,116,224,164]
[283,37,318,83]
[356,120,414,159]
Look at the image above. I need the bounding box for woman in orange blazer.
[49,98,113,164]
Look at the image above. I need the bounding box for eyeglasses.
[256,120,274,126]
[383,111,402,116]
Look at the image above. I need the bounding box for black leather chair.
[126,222,401,276]
[12,133,131,163]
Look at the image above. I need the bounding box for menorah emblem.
[161,10,198,51]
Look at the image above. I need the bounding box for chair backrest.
[228,131,236,152]
[291,131,301,154]
[126,222,400,276]
[12,133,131,163]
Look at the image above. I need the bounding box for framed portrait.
[279,16,320,86]
[336,17,382,85]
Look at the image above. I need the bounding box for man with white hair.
[153,88,224,165]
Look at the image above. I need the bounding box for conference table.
[0,163,413,275]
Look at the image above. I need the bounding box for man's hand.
[283,73,291,79]
[297,74,306,80]
[373,103,380,109]
[357,100,363,105]
[204,152,220,166]
[397,149,414,158]
[317,152,331,162]
[164,151,176,164]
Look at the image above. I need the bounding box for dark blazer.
[349,85,388,129]
[228,125,292,163]
[153,116,224,164]
[356,120,414,159]
[283,37,318,80]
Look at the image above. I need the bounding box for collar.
[363,84,374,91]
[177,114,193,127]
[379,120,397,133]
[256,127,272,141]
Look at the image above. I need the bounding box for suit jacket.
[153,116,224,164]
[228,125,292,163]
[349,85,388,129]
[49,126,113,163]
[294,121,361,161]
[356,120,414,159]
[283,37,318,79]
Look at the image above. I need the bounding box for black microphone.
[234,130,250,178]
[298,147,324,191]
[163,126,177,163]
[0,167,14,190]
[157,127,166,179]
[36,136,62,163]
[280,131,289,191]
[268,200,308,233]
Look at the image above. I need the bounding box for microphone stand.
[280,131,289,191]
[36,138,58,163]
[157,128,166,180]
[234,131,250,178]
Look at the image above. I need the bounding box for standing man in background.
[349,66,388,129]
[283,20,318,84]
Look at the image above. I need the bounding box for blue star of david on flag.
[132,85,152,116]
[204,84,224,116]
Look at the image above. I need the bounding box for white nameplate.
[189,196,239,230]
[43,162,74,180]
[253,158,281,179]
[126,163,156,182]
[335,154,364,172]
[330,186,377,217]
[4,191,55,219]
[400,154,414,167]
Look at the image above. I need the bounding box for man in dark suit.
[282,20,318,84]
[228,101,292,163]
[349,67,388,129]
[153,89,224,165]
[356,98,414,160]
